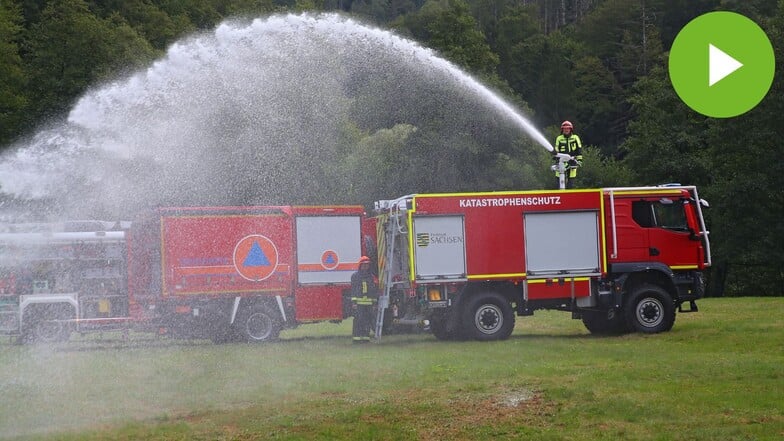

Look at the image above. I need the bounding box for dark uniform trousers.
[351,278,377,342]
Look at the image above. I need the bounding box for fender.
[19,293,79,325]
[609,262,678,297]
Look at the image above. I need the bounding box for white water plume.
[0,13,551,219]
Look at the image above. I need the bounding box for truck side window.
[632,201,654,227]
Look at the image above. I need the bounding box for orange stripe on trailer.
[170,288,289,296]
[176,264,290,276]
[177,265,236,275]
[297,263,357,272]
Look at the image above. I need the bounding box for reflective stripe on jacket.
[351,296,377,306]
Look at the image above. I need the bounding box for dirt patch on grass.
[392,387,557,440]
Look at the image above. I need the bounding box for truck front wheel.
[462,292,514,341]
[238,304,282,343]
[625,284,675,333]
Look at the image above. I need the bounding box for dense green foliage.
[0,0,782,295]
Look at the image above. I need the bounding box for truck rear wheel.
[462,292,514,341]
[31,319,70,343]
[581,309,627,335]
[238,304,281,342]
[207,309,235,344]
[429,311,465,341]
[23,305,73,343]
[625,284,675,333]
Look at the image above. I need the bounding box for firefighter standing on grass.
[350,256,378,343]
[553,120,583,189]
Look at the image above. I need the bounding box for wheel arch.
[612,263,678,300]
[460,281,519,304]
[20,296,78,327]
[234,295,287,324]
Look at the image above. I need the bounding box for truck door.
[295,215,362,320]
[295,216,362,284]
[631,198,702,268]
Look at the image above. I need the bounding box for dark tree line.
[1,0,783,295]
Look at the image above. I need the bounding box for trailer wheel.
[238,304,281,342]
[208,310,235,344]
[462,292,514,341]
[581,309,627,335]
[625,284,675,333]
[24,305,73,343]
[31,319,69,343]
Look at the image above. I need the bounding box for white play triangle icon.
[709,44,743,86]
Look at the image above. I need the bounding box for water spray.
[0,13,553,219]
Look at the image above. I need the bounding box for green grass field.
[1,298,782,440]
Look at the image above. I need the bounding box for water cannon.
[550,153,577,190]
[374,195,414,213]
[552,152,573,162]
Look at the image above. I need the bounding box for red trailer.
[374,186,710,340]
[0,206,372,343]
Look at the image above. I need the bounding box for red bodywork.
[412,190,608,280]
[127,206,370,323]
[407,188,707,301]
[605,188,708,271]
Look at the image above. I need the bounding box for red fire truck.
[373,185,710,340]
[0,206,371,343]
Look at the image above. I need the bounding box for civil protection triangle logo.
[233,234,279,281]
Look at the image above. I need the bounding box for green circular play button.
[669,11,775,118]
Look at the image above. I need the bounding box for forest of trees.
[1,0,782,296]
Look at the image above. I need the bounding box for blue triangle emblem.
[324,253,336,264]
[243,242,271,267]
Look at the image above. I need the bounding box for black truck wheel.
[581,309,627,335]
[429,311,465,341]
[32,319,69,343]
[462,292,515,341]
[430,317,450,340]
[625,284,675,333]
[207,309,235,344]
[23,304,73,343]
[238,304,282,342]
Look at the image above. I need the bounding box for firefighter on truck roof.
[350,256,378,343]
[553,120,583,189]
